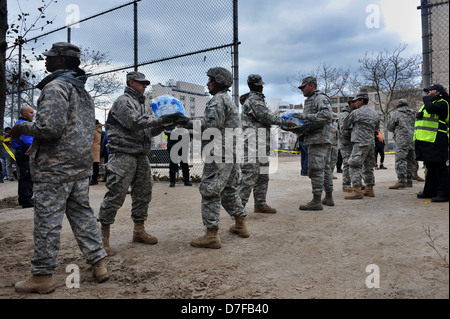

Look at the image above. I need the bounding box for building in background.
[147,80,209,149]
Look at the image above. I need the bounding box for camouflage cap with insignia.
[127,71,150,85]
[247,74,265,86]
[43,42,81,58]
[396,99,408,107]
[355,93,369,100]
[298,76,317,89]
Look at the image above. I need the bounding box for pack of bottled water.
[280,110,304,127]
[151,95,188,118]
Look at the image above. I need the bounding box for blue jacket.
[12,118,34,152]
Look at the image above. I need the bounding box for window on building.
[331,98,338,104]
[339,97,348,103]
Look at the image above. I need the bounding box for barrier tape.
[276,148,396,155]
[0,136,16,161]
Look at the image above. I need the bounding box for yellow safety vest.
[414,98,449,143]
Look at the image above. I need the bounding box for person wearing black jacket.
[414,84,449,202]
[165,125,192,187]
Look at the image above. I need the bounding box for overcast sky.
[7,0,423,107]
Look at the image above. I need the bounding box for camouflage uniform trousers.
[339,142,353,189]
[31,178,106,275]
[239,160,270,209]
[348,143,375,187]
[330,144,338,173]
[99,152,153,225]
[199,162,246,229]
[394,144,416,184]
[307,143,333,195]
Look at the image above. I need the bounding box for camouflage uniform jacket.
[387,105,416,147]
[106,87,165,156]
[338,105,353,147]
[302,90,333,145]
[240,91,288,157]
[342,104,380,146]
[201,90,241,162]
[18,70,95,183]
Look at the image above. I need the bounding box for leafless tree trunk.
[357,44,422,148]
[1,0,7,133]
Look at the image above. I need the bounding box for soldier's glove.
[159,113,186,126]
[292,113,307,120]
[174,115,190,126]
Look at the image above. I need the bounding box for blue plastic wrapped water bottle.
[151,95,188,118]
[280,110,304,128]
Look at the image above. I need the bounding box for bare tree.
[357,44,422,146]
[80,48,122,113]
[1,0,57,130]
[287,63,358,98]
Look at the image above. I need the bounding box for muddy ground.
[0,154,448,304]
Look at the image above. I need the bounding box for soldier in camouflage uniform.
[338,97,357,191]
[190,67,249,249]
[239,74,293,214]
[98,72,185,253]
[293,77,334,211]
[12,42,109,293]
[387,99,417,189]
[342,93,380,199]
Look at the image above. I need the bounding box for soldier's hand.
[286,119,296,128]
[174,115,190,126]
[159,113,185,126]
[293,113,306,120]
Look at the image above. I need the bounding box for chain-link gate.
[420,0,449,89]
[6,0,239,179]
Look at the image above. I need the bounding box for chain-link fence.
[420,0,449,89]
[6,0,238,178]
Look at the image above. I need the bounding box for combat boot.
[343,186,352,192]
[344,186,364,200]
[133,221,158,245]
[299,194,323,211]
[363,185,375,197]
[101,224,111,254]
[322,192,335,206]
[389,182,406,190]
[183,170,192,186]
[169,172,176,187]
[92,258,110,283]
[254,205,277,214]
[190,228,221,249]
[229,216,249,238]
[413,173,425,182]
[14,274,56,294]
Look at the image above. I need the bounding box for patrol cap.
[298,76,317,89]
[127,71,150,85]
[43,42,81,58]
[207,67,233,87]
[348,97,357,103]
[355,93,369,100]
[247,74,265,86]
[396,99,408,107]
[423,83,446,94]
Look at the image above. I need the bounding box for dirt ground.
[0,154,448,301]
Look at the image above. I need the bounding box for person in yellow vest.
[414,83,449,202]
